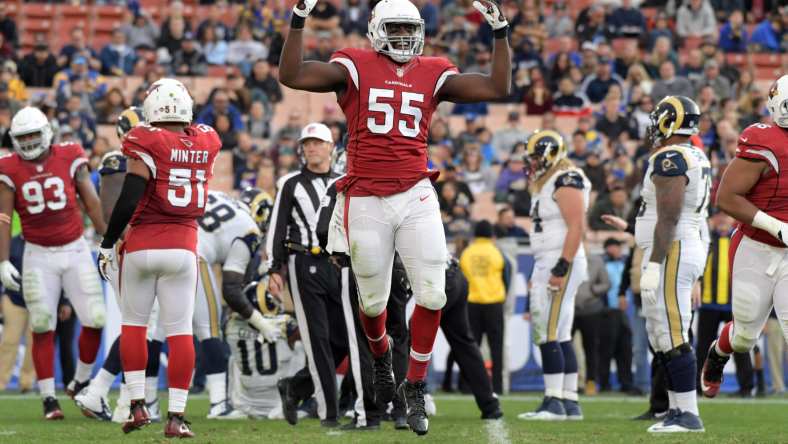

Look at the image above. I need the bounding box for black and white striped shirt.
[266,167,338,271]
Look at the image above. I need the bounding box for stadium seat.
[59,4,89,18]
[725,53,747,66]
[755,66,783,80]
[21,19,54,35]
[682,36,703,50]
[21,3,54,19]
[752,53,784,68]
[206,65,229,78]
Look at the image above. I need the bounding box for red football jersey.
[0,142,87,246]
[121,123,221,253]
[734,122,788,247]
[329,48,459,197]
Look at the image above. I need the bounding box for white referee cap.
[298,122,333,144]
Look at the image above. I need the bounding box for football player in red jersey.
[0,106,107,420]
[96,78,221,438]
[701,75,788,398]
[277,0,510,435]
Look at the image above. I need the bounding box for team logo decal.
[661,158,678,171]
[397,67,404,77]
[181,139,193,147]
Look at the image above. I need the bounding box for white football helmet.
[9,106,53,160]
[767,75,788,128]
[367,0,424,63]
[143,78,193,124]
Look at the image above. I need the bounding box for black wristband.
[550,257,571,278]
[493,25,508,39]
[291,14,305,29]
[101,173,147,248]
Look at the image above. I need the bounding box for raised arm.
[278,0,347,93]
[437,1,511,102]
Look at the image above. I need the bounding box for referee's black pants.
[286,254,380,425]
[442,292,501,415]
[467,301,505,394]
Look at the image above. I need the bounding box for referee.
[266,122,346,427]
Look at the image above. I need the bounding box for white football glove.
[752,210,788,247]
[639,261,661,307]
[472,0,508,31]
[0,260,20,292]
[292,0,317,18]
[248,310,283,343]
[97,246,115,282]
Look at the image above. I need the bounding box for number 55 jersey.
[635,143,712,249]
[0,142,87,246]
[121,123,221,253]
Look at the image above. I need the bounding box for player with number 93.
[0,106,108,421]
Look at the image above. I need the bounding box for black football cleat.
[277,377,299,426]
[701,340,730,398]
[65,379,89,399]
[320,418,341,428]
[398,380,429,436]
[481,408,504,420]
[372,336,396,406]
[122,400,151,434]
[164,413,194,438]
[43,397,64,420]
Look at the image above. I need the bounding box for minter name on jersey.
[170,149,211,164]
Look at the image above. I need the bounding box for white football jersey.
[635,143,711,248]
[225,316,301,418]
[529,167,591,258]
[197,191,261,266]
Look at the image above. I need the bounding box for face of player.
[301,139,333,170]
[386,22,418,50]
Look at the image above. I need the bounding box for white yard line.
[485,418,512,444]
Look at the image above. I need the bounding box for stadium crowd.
[0,0,787,403]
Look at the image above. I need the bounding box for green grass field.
[1,393,787,443]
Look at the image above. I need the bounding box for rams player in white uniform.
[517,130,590,421]
[635,96,709,433]
[225,278,302,419]
[191,188,283,419]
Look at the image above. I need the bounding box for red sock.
[32,331,55,380]
[717,321,734,354]
[78,326,103,364]
[120,325,148,372]
[167,335,195,390]
[360,308,389,358]
[406,305,442,382]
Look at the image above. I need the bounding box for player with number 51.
[0,106,108,421]
[279,0,511,435]
[97,78,221,438]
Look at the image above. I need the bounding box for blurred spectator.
[459,144,494,194]
[0,3,17,48]
[246,60,282,104]
[439,179,473,237]
[613,42,640,80]
[626,64,653,98]
[493,206,528,239]
[644,36,679,79]
[598,238,635,393]
[121,12,159,50]
[718,10,748,53]
[59,27,99,71]
[676,0,718,41]
[581,58,623,104]
[307,32,335,62]
[95,87,128,125]
[596,93,635,142]
[512,6,547,52]
[544,3,574,38]
[588,185,631,230]
[574,247,609,395]
[553,77,590,116]
[575,4,612,44]
[202,25,229,65]
[0,33,12,61]
[491,111,528,163]
[681,49,706,86]
[630,95,655,140]
[309,0,340,31]
[244,100,271,139]
[196,89,244,140]
[494,143,529,216]
[172,32,207,76]
[54,57,109,107]
[697,60,733,101]
[646,13,675,51]
[19,43,59,87]
[197,4,231,43]
[710,0,745,21]
[459,220,510,394]
[523,74,553,116]
[1,61,27,103]
[226,72,252,113]
[274,111,303,144]
[608,0,646,38]
[437,165,475,206]
[227,24,268,71]
[158,1,192,58]
[749,10,785,53]
[569,130,592,167]
[650,61,694,103]
[0,82,20,115]
[99,28,137,76]
[340,0,370,36]
[466,45,492,75]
